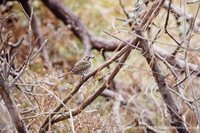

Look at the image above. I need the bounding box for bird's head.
[83,55,94,61]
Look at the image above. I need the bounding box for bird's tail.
[58,72,72,79]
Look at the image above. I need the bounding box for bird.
[59,55,94,79]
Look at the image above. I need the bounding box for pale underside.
[71,60,92,76]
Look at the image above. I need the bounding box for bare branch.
[135,30,188,133]
[0,75,28,133]
[42,0,92,55]
[47,46,132,131]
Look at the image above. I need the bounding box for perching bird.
[59,55,94,79]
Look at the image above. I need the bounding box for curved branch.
[40,0,200,76]
[136,30,188,133]
[0,75,28,133]
[39,39,138,132]
[39,44,133,133]
[42,0,92,55]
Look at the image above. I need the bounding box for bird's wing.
[71,61,91,73]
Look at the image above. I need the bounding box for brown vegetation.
[0,0,200,133]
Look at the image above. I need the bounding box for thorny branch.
[135,30,188,133]
[1,0,200,132]
[40,1,169,132]
[39,39,138,132]
[0,6,47,132]
[39,45,133,133]
[0,14,29,133]
[40,0,200,76]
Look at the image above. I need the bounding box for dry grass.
[0,0,200,132]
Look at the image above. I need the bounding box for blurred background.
[0,0,200,132]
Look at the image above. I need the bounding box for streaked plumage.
[71,59,92,75]
[59,55,94,78]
